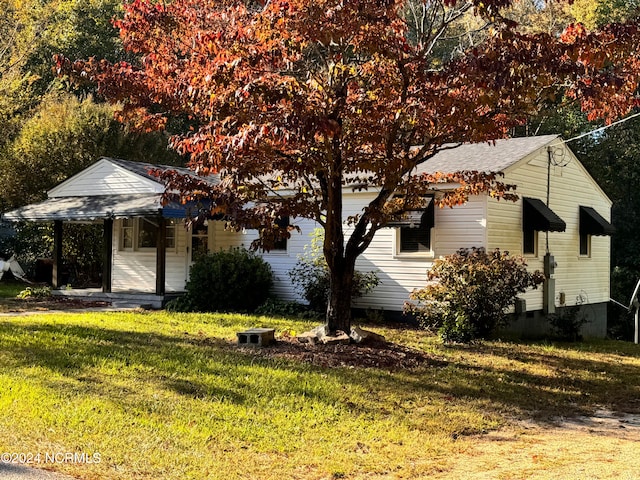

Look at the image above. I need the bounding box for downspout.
[543,146,555,314]
[546,147,551,254]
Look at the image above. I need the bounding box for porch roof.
[2,194,209,222]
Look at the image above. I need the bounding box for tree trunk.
[325,258,355,334]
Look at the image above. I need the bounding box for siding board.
[49,159,163,197]
[487,144,611,312]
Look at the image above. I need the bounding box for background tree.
[0,92,181,210]
[0,0,183,213]
[0,0,185,286]
[59,0,640,333]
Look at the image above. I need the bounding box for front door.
[186,223,210,283]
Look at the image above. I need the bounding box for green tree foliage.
[0,0,181,213]
[1,93,114,208]
[9,0,124,95]
[406,248,545,343]
[0,92,181,211]
[570,0,639,29]
[0,0,40,147]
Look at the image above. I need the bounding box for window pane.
[523,229,536,254]
[121,219,133,249]
[400,226,430,252]
[139,218,159,248]
[580,234,589,256]
[273,216,289,251]
[192,224,208,258]
[122,228,133,249]
[166,220,177,249]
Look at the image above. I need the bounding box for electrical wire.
[548,111,640,148]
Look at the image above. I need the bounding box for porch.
[51,288,182,309]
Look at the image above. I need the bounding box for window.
[579,206,614,257]
[522,197,566,256]
[119,217,178,251]
[400,225,431,253]
[393,200,435,255]
[121,218,134,249]
[166,219,177,250]
[523,229,537,255]
[138,217,159,249]
[579,233,590,256]
[191,224,209,259]
[273,216,289,252]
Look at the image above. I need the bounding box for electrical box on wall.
[543,253,557,277]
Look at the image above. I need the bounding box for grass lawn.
[0,311,639,479]
[0,279,25,299]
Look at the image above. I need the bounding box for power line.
[563,111,640,145]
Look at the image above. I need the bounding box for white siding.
[107,143,611,316]
[487,145,612,311]
[49,159,163,197]
[216,192,489,312]
[351,192,488,311]
[111,219,188,293]
[167,222,189,291]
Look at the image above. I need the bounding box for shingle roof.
[2,193,212,222]
[416,135,559,174]
[107,158,219,186]
[3,194,163,221]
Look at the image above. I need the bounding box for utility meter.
[543,253,557,277]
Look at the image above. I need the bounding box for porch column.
[156,216,166,296]
[52,220,63,289]
[102,219,113,293]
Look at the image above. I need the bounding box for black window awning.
[580,206,614,236]
[523,197,566,232]
[388,198,435,229]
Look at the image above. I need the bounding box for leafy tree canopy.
[57,0,640,332]
[0,92,181,211]
[570,0,639,29]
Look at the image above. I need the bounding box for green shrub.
[254,298,321,319]
[17,286,52,299]
[172,248,273,313]
[548,305,589,341]
[289,229,380,313]
[406,247,544,343]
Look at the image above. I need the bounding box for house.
[348,135,613,337]
[1,135,614,336]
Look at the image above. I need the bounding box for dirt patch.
[231,333,445,371]
[0,296,110,313]
[428,409,640,479]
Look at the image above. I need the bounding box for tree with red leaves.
[56,0,640,333]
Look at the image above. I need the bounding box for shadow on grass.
[370,340,640,419]
[0,320,353,409]
[1,318,640,423]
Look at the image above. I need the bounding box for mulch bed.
[0,296,111,313]
[233,333,445,371]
